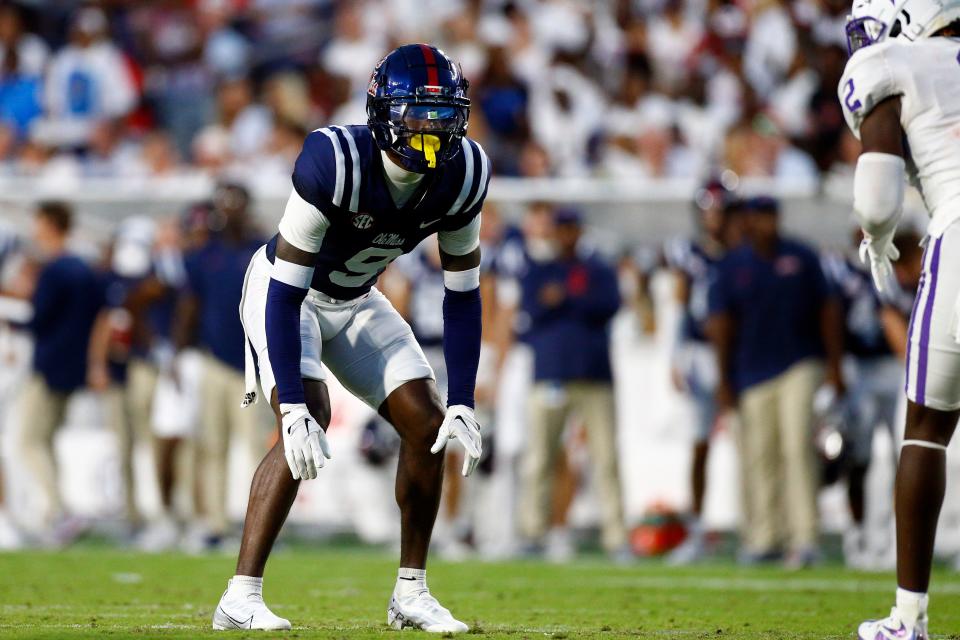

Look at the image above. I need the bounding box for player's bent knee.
[402,405,444,451]
[380,378,445,447]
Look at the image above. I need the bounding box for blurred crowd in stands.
[0,0,855,185]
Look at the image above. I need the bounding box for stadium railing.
[0,173,902,248]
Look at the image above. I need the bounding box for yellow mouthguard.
[409,134,441,168]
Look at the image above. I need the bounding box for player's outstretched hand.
[280,403,331,480]
[859,230,899,296]
[431,405,482,477]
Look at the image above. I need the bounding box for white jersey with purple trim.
[839,38,960,237]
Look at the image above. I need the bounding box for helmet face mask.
[845,14,890,53]
[845,0,960,53]
[367,44,471,174]
[845,0,903,53]
[374,100,469,171]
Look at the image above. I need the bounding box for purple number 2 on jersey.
[844,78,862,112]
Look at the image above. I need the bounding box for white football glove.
[859,230,899,296]
[279,403,331,480]
[430,404,482,477]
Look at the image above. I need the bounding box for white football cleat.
[387,590,468,633]
[857,607,927,640]
[212,580,291,631]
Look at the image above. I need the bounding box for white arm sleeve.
[437,213,482,256]
[854,152,906,236]
[277,188,330,253]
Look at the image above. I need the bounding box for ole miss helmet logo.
[352,213,374,230]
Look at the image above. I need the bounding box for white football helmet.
[846,0,960,52]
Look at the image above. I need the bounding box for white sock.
[896,587,928,627]
[396,568,427,597]
[230,575,263,595]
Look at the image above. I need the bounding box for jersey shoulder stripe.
[316,127,346,208]
[333,125,361,213]
[463,139,490,215]
[445,138,475,216]
[292,126,371,217]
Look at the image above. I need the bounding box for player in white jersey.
[839,0,960,637]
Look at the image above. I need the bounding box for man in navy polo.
[517,208,627,560]
[19,202,104,537]
[173,183,265,546]
[708,196,844,568]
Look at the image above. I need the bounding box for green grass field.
[1,546,959,639]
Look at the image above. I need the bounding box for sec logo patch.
[352,213,374,230]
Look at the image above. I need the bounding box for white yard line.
[501,574,960,594]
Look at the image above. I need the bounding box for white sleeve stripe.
[335,126,361,213]
[446,138,474,216]
[438,213,482,256]
[272,258,314,289]
[278,188,330,253]
[443,266,480,292]
[464,141,488,213]
[318,128,345,208]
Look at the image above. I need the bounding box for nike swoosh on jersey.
[419,219,441,229]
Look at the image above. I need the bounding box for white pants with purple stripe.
[906,221,960,411]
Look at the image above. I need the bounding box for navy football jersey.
[664,236,722,343]
[393,245,446,346]
[821,250,892,359]
[487,224,527,281]
[267,125,490,300]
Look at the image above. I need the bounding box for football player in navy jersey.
[663,180,740,565]
[212,45,489,633]
[821,235,904,569]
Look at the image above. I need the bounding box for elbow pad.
[854,152,905,236]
